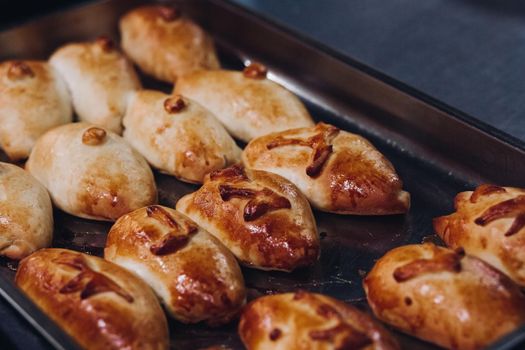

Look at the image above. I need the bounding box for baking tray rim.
[217,0,525,153]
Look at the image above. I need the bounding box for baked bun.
[0,162,53,259]
[173,63,314,142]
[49,37,141,133]
[26,122,156,221]
[120,5,220,83]
[16,248,169,350]
[123,90,241,183]
[0,60,72,160]
[239,291,399,350]
[105,205,246,325]
[176,165,319,271]
[434,184,525,286]
[242,122,409,215]
[363,243,525,350]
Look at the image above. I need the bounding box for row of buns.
[1,3,524,350]
[0,1,411,267]
[0,5,313,161]
[209,184,525,349]
[0,4,409,215]
[4,132,408,271]
[239,185,525,349]
[14,236,525,349]
[6,152,525,349]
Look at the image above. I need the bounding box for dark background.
[1,0,525,349]
[230,0,525,143]
[0,1,91,28]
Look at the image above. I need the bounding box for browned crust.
[243,123,410,215]
[76,168,134,221]
[164,95,186,113]
[145,205,198,255]
[82,127,107,145]
[469,184,507,203]
[55,254,133,303]
[433,185,525,286]
[266,123,339,178]
[364,243,525,350]
[176,165,319,271]
[239,292,399,350]
[105,205,246,325]
[243,62,267,79]
[393,249,463,282]
[474,195,525,236]
[15,249,169,350]
[209,164,248,182]
[7,61,34,80]
[218,184,291,221]
[119,5,220,83]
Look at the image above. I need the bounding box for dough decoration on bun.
[105,205,246,325]
[26,123,156,221]
[364,243,525,350]
[123,90,241,183]
[15,248,169,350]
[434,184,525,286]
[243,123,410,215]
[239,291,399,350]
[176,165,319,271]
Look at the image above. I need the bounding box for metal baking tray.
[1,0,525,349]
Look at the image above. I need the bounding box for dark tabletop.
[233,0,525,143]
[1,0,525,349]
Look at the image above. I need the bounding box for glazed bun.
[105,205,246,325]
[49,37,141,133]
[174,63,314,142]
[0,60,72,160]
[176,165,319,271]
[239,291,399,350]
[120,5,220,83]
[434,184,525,286]
[26,123,156,221]
[364,243,525,350]
[0,162,53,259]
[243,122,409,215]
[16,248,169,350]
[123,90,241,183]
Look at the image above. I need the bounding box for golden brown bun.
[176,165,319,271]
[120,5,220,83]
[363,243,525,350]
[0,60,72,160]
[15,248,169,350]
[173,65,314,142]
[105,205,246,325]
[49,37,141,134]
[123,90,241,183]
[434,184,525,286]
[239,291,399,350]
[26,122,157,221]
[0,162,53,259]
[242,123,410,215]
